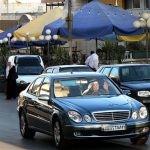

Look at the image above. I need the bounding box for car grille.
[93,110,130,122]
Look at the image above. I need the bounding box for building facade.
[0,0,46,30]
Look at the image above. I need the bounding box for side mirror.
[38,94,49,101]
[122,90,131,95]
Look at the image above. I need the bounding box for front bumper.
[63,121,150,140]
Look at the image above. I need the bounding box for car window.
[53,68,59,73]
[97,66,104,73]
[60,67,93,72]
[17,66,44,75]
[46,68,53,73]
[39,77,50,97]
[54,77,121,98]
[120,65,150,82]
[29,77,44,96]
[17,57,40,66]
[102,67,111,76]
[109,68,119,78]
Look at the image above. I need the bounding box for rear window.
[17,57,40,66]
[60,67,93,72]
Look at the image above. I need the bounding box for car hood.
[121,81,150,90]
[56,95,134,112]
[16,75,38,83]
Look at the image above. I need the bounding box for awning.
[117,34,146,42]
[14,8,63,40]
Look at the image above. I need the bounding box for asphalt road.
[0,93,149,150]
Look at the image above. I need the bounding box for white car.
[7,55,44,93]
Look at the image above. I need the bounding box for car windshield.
[17,57,41,66]
[120,65,150,82]
[17,66,44,75]
[54,76,121,98]
[60,67,93,72]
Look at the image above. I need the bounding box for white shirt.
[85,53,99,70]
[85,55,91,66]
[6,66,10,79]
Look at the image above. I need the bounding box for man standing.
[85,49,101,71]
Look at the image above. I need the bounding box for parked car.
[97,64,150,111]
[17,72,149,148]
[43,65,93,73]
[7,55,44,93]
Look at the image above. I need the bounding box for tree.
[102,41,126,64]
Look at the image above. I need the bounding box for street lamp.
[133,12,150,63]
[39,35,44,41]
[7,33,12,53]
[53,35,59,40]
[11,37,17,43]
[45,29,52,65]
[3,37,8,43]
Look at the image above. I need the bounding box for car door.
[25,77,44,128]
[36,77,52,133]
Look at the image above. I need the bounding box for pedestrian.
[85,49,101,71]
[85,51,94,66]
[6,66,18,100]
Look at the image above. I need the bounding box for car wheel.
[19,110,35,139]
[53,119,66,148]
[130,136,148,145]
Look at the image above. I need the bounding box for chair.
[68,86,81,97]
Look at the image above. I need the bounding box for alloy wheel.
[54,121,61,146]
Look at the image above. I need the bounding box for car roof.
[41,72,104,79]
[46,65,89,69]
[99,64,150,68]
[13,55,40,58]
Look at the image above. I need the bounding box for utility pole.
[67,0,73,63]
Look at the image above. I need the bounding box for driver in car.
[82,80,110,96]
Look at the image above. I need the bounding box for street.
[0,93,149,150]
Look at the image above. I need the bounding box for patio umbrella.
[0,26,20,40]
[43,0,143,39]
[14,8,63,40]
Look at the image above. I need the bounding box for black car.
[17,72,149,148]
[97,64,150,110]
[43,65,93,73]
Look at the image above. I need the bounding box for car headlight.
[132,111,138,120]
[68,111,82,123]
[138,91,150,97]
[84,114,91,123]
[139,107,148,119]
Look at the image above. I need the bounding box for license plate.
[101,124,126,132]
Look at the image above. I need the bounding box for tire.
[53,119,66,148]
[19,110,35,139]
[130,136,148,145]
